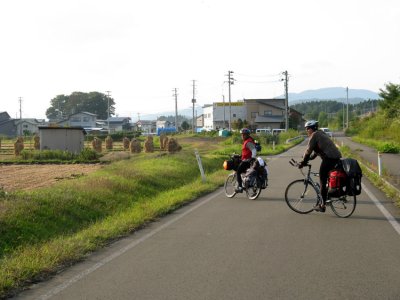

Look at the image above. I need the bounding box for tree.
[46,92,115,120]
[181,120,190,130]
[379,82,400,118]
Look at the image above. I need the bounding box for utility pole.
[173,88,178,132]
[222,94,226,129]
[18,97,22,136]
[192,80,196,134]
[346,87,349,129]
[227,71,234,131]
[282,71,289,131]
[106,91,111,134]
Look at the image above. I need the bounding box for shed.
[39,127,86,154]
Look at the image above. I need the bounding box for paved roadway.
[15,141,400,300]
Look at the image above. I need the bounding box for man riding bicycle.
[299,120,342,212]
[235,128,257,193]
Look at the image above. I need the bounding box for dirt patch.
[0,164,102,192]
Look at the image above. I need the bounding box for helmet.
[304,120,318,130]
[240,128,251,135]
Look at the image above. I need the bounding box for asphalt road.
[15,142,400,300]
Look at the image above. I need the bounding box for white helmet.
[304,120,318,130]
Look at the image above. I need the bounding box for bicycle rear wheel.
[224,173,237,198]
[285,179,318,214]
[329,195,356,218]
[246,178,262,200]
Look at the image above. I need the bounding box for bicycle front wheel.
[285,179,318,214]
[329,195,356,218]
[224,173,237,198]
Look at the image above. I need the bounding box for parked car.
[320,127,333,138]
[256,128,272,135]
[272,129,286,135]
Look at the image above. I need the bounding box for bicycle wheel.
[329,195,356,218]
[224,173,237,198]
[285,179,318,214]
[246,178,262,200]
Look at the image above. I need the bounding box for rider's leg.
[319,158,340,206]
[236,161,250,191]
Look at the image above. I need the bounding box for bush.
[377,143,400,154]
[19,148,100,162]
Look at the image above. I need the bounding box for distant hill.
[282,87,380,105]
[133,107,201,122]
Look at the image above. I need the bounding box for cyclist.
[235,128,257,193]
[299,120,342,212]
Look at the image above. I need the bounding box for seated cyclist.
[299,120,342,212]
[235,128,257,193]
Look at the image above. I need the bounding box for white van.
[256,128,272,135]
[272,129,286,135]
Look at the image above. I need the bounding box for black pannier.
[341,158,362,196]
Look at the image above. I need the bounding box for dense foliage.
[291,99,379,130]
[46,91,115,120]
[347,82,400,153]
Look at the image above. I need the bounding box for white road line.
[363,183,400,236]
[37,190,223,300]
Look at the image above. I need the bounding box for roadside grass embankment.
[0,134,302,298]
[0,149,226,298]
[340,145,400,207]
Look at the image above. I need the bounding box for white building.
[203,101,246,131]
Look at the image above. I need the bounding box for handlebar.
[289,159,319,177]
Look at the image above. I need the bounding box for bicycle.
[284,159,356,218]
[224,155,268,200]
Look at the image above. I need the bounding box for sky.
[1,0,399,121]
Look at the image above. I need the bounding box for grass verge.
[340,145,400,207]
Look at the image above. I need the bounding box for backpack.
[341,158,362,196]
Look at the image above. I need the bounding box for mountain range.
[285,87,379,105]
[137,87,380,121]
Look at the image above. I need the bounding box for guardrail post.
[378,151,382,176]
[195,149,206,183]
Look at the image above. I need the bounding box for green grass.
[340,145,400,207]
[0,135,301,298]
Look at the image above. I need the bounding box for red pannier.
[328,169,347,197]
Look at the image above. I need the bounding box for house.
[107,117,132,132]
[201,99,304,131]
[15,118,46,136]
[137,120,157,135]
[203,101,246,131]
[245,98,286,130]
[0,112,17,137]
[58,112,97,129]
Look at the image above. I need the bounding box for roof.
[107,117,131,123]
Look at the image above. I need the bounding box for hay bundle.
[123,137,130,150]
[162,136,169,151]
[159,134,166,150]
[129,138,142,153]
[167,137,182,152]
[33,134,40,150]
[105,135,113,150]
[92,137,102,152]
[14,137,24,156]
[144,135,154,153]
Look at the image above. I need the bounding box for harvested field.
[0,164,102,192]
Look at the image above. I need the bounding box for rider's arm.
[302,132,317,163]
[246,142,257,159]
